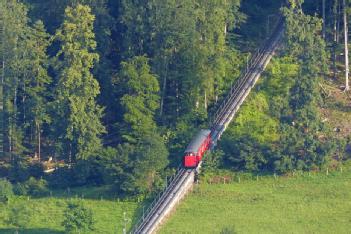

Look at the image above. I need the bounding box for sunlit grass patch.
[160,166,351,234]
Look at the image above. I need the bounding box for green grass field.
[0,186,139,234]
[160,167,351,234]
[1,167,351,234]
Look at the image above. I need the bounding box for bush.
[8,159,30,182]
[202,150,224,172]
[13,183,28,196]
[62,201,94,233]
[47,162,102,189]
[27,163,45,179]
[47,166,75,188]
[23,177,49,197]
[0,163,10,178]
[72,160,103,186]
[0,179,13,203]
[8,160,45,183]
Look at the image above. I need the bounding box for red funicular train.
[183,129,212,168]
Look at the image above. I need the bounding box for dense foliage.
[220,0,344,173]
[0,0,349,195]
[0,179,14,203]
[63,201,95,233]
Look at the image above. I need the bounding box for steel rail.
[211,21,284,142]
[212,19,283,123]
[212,19,284,127]
[130,167,186,233]
[140,170,194,233]
[135,169,187,232]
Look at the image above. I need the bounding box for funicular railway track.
[130,17,284,234]
[136,169,194,233]
[130,168,195,234]
[211,18,284,142]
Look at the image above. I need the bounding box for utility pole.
[122,212,130,234]
[343,0,349,90]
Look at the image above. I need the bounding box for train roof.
[184,129,211,153]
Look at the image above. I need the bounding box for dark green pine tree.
[118,0,153,59]
[144,0,243,125]
[119,56,160,142]
[22,20,51,161]
[0,0,30,159]
[53,4,105,162]
[26,0,117,135]
[149,0,199,123]
[117,56,168,194]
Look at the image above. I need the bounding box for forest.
[0,0,350,199]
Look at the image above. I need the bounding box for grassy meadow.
[0,186,139,234]
[160,166,351,234]
[0,166,351,234]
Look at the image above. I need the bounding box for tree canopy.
[0,0,349,195]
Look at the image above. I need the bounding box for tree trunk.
[322,0,326,39]
[159,55,168,117]
[11,36,18,155]
[159,76,167,116]
[8,122,11,156]
[333,0,338,79]
[36,121,41,162]
[13,88,17,152]
[204,90,207,110]
[343,0,349,90]
[338,0,341,43]
[69,142,72,166]
[176,80,179,118]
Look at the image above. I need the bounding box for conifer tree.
[117,56,168,194]
[119,56,160,142]
[23,20,51,161]
[0,0,30,159]
[128,0,243,125]
[53,4,105,162]
[119,0,153,59]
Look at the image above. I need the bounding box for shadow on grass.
[38,185,131,201]
[0,228,63,234]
